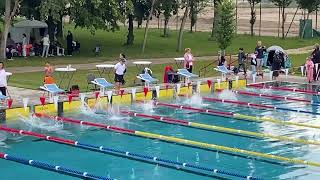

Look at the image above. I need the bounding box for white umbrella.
[267,45,285,53]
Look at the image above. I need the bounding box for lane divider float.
[0,125,261,180]
[202,97,320,116]
[0,152,112,180]
[248,84,320,95]
[232,90,313,104]
[121,111,320,146]
[34,113,320,168]
[154,101,320,130]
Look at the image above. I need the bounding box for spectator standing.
[66,31,73,56]
[255,41,264,76]
[238,48,247,76]
[41,34,50,58]
[0,62,7,96]
[184,48,195,73]
[22,34,27,58]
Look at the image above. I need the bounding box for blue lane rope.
[76,142,263,180]
[0,153,112,180]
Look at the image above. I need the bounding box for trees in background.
[271,0,293,39]
[210,0,221,40]
[247,0,261,36]
[189,0,208,32]
[216,0,236,55]
[0,0,20,60]
[142,0,156,53]
[154,0,178,37]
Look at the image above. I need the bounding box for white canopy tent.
[9,20,48,44]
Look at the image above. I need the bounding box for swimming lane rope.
[202,96,320,116]
[34,113,320,168]
[0,125,260,180]
[248,83,320,95]
[0,152,111,180]
[153,101,320,129]
[120,111,320,146]
[231,90,314,104]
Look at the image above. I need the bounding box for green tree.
[154,0,178,37]
[216,0,236,54]
[189,0,208,32]
[247,0,261,36]
[69,0,122,33]
[271,0,293,39]
[210,0,221,40]
[0,0,20,60]
[20,0,41,20]
[177,0,190,52]
[134,0,151,28]
[38,0,69,40]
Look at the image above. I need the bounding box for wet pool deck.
[6,74,317,108]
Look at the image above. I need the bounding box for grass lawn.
[4,25,320,68]
[8,60,220,91]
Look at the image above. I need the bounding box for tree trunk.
[250,4,256,36]
[56,13,64,38]
[285,7,299,38]
[210,1,219,39]
[137,19,142,28]
[126,14,134,45]
[282,7,285,39]
[177,4,190,52]
[142,0,156,54]
[163,18,169,37]
[0,0,19,60]
[47,15,55,42]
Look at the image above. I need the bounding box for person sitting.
[69,85,80,97]
[44,62,55,84]
[218,56,227,67]
[163,65,179,83]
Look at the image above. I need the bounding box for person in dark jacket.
[311,44,320,80]
[272,50,282,80]
[238,48,247,76]
[66,31,73,56]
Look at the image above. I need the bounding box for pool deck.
[5,73,318,108]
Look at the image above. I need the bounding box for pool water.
[1,82,320,179]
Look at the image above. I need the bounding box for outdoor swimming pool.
[0,81,319,180]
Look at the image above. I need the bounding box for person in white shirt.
[41,34,50,58]
[22,34,27,58]
[0,62,8,96]
[114,54,127,94]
